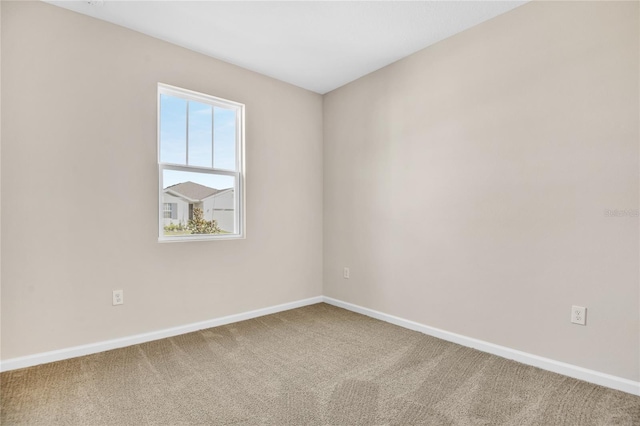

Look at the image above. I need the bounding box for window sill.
[158,234,245,243]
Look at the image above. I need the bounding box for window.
[163,203,177,219]
[158,83,244,241]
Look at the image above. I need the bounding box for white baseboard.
[0,296,324,373]
[322,296,640,396]
[2,295,638,397]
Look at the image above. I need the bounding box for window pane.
[188,101,213,167]
[160,95,187,164]
[214,107,237,171]
[162,170,236,235]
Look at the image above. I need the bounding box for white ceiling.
[46,1,527,94]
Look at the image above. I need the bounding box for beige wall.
[1,1,323,359]
[0,0,3,361]
[323,1,639,381]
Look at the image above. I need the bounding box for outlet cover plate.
[113,290,124,306]
[571,305,586,325]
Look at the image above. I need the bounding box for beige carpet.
[1,303,638,425]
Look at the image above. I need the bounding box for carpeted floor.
[1,303,639,425]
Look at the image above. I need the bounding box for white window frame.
[158,83,245,242]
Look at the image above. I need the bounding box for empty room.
[1,0,639,424]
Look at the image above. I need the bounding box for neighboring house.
[163,181,234,232]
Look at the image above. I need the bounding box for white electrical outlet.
[113,289,124,306]
[571,305,586,325]
[343,267,350,279]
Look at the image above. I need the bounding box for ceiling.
[46,1,528,94]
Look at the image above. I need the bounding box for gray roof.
[164,181,221,201]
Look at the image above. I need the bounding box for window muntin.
[158,84,244,241]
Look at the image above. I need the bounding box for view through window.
[158,84,244,241]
